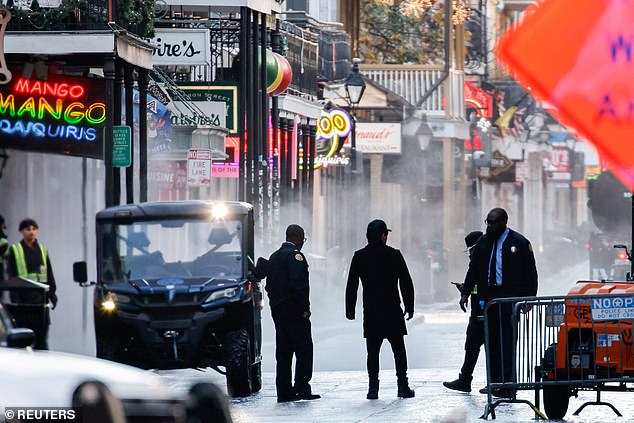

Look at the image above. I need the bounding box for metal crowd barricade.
[0,277,49,343]
[482,292,634,420]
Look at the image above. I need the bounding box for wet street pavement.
[161,308,634,422]
[159,261,634,422]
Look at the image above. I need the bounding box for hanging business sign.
[177,82,238,133]
[152,29,210,66]
[550,146,570,173]
[212,135,239,178]
[168,100,225,128]
[355,122,401,154]
[0,72,106,158]
[304,107,351,169]
[464,82,493,118]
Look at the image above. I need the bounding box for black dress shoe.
[297,393,321,400]
[443,376,472,393]
[277,394,299,403]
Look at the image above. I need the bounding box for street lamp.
[415,115,433,150]
[402,113,434,151]
[344,58,366,109]
[344,58,366,172]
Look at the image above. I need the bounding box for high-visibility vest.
[11,242,48,283]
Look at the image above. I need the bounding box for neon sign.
[300,107,352,169]
[0,72,107,158]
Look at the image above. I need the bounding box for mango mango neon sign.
[0,78,106,141]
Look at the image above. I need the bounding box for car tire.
[251,362,262,393]
[186,383,232,423]
[224,330,252,397]
[72,381,126,423]
[543,385,570,420]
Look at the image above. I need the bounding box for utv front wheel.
[543,385,570,420]
[224,330,252,397]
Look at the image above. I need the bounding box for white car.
[0,302,231,423]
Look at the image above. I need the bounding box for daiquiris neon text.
[0,78,106,142]
[305,107,351,169]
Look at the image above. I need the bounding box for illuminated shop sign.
[300,107,351,169]
[0,73,106,158]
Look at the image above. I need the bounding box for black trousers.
[271,303,314,398]
[460,314,485,377]
[486,301,514,383]
[366,335,408,380]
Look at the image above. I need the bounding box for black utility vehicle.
[73,201,264,397]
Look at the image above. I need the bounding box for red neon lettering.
[14,78,85,99]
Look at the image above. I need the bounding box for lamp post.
[344,58,366,172]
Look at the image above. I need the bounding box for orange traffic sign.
[496,1,634,190]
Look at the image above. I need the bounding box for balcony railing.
[5,0,154,37]
[281,11,352,82]
[279,20,319,98]
[361,63,464,119]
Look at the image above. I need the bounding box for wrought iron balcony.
[5,0,154,38]
[279,20,319,98]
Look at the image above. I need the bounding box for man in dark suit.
[443,230,484,393]
[459,208,538,397]
[266,224,320,402]
[346,219,416,400]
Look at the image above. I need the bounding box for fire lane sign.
[496,1,634,191]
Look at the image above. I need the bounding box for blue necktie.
[489,241,497,287]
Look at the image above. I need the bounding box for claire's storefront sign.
[0,73,106,158]
[152,29,210,66]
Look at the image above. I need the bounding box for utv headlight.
[211,203,229,220]
[204,286,239,303]
[101,292,131,311]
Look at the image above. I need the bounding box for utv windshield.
[99,218,243,281]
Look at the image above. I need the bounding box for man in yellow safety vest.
[7,218,57,349]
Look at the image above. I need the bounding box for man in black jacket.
[346,219,416,400]
[265,224,320,402]
[459,208,538,396]
[443,230,484,393]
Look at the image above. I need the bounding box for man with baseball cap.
[7,218,57,349]
[346,219,416,399]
